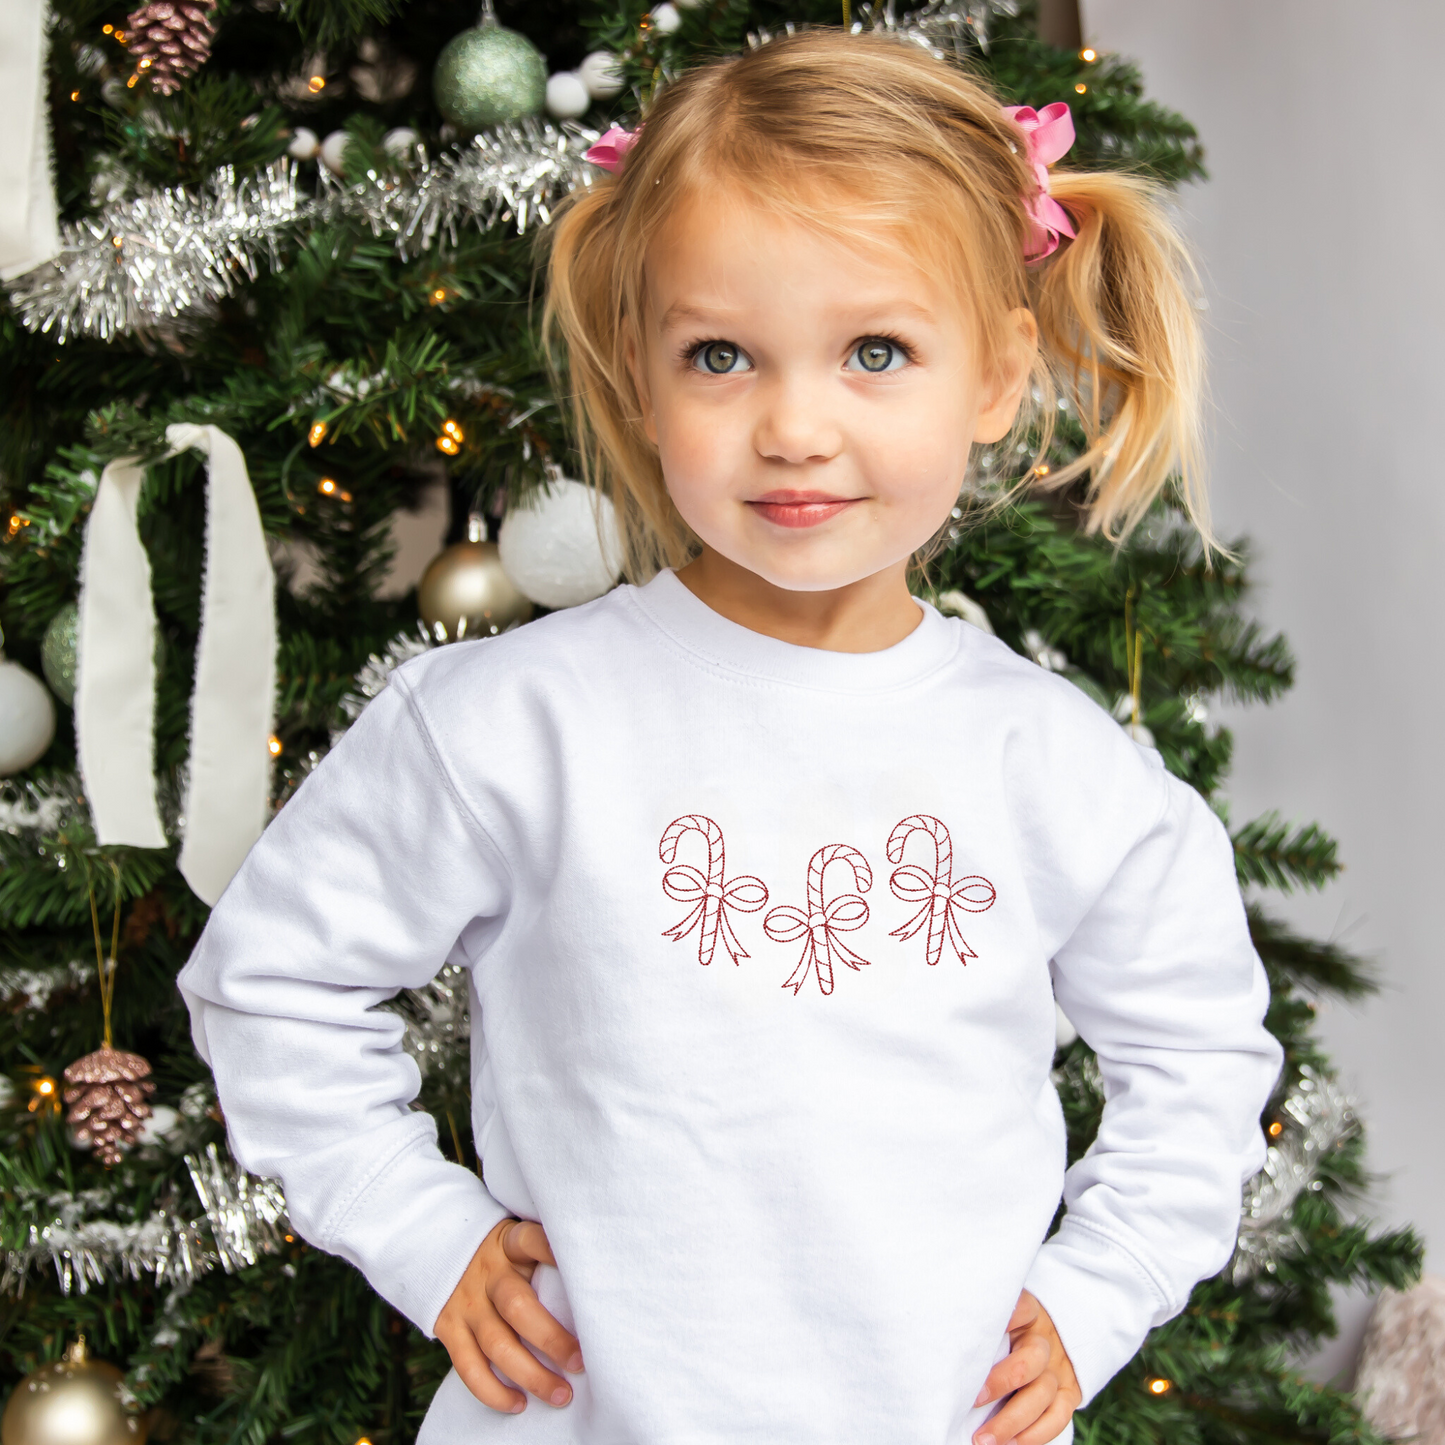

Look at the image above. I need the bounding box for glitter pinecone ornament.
[125,0,218,96]
[64,1047,156,1166]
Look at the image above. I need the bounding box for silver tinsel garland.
[324,120,600,260]
[0,958,92,1012]
[1231,1065,1358,1282]
[186,1141,289,1272]
[6,122,598,342]
[333,625,437,742]
[1,1189,207,1298]
[749,0,1018,55]
[0,773,83,839]
[2,1142,289,1298]
[390,963,472,1083]
[862,0,1019,57]
[8,161,312,344]
[4,0,1021,342]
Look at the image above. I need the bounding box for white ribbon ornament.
[76,424,277,905]
[0,0,60,280]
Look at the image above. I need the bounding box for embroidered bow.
[660,815,768,966]
[764,844,873,997]
[585,123,641,174]
[1000,102,1077,261]
[887,814,996,965]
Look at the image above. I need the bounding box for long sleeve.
[1022,764,1283,1404]
[176,668,514,1335]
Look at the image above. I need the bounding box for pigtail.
[1028,171,1207,545]
[543,183,695,582]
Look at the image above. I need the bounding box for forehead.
[642,183,958,328]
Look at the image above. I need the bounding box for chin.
[728,543,910,594]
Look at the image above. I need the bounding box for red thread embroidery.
[660,815,768,966]
[887,814,996,965]
[764,844,873,996]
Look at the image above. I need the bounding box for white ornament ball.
[0,655,56,775]
[545,71,591,120]
[578,50,625,100]
[499,479,623,609]
[1124,719,1156,749]
[287,126,320,159]
[320,129,351,175]
[933,589,995,635]
[138,1104,182,1147]
[382,126,419,158]
[651,2,682,32]
[1054,1001,1078,1050]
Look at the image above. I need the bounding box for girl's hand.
[971,1290,1082,1445]
[434,1218,584,1415]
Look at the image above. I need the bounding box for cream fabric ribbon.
[76,424,277,905]
[0,0,60,279]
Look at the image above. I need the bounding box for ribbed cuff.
[1022,1219,1173,1405]
[286,1122,512,1337]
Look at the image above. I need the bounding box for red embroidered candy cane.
[764,844,873,997]
[887,814,996,965]
[660,815,768,965]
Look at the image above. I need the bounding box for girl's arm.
[176,666,514,1336]
[1022,760,1284,1405]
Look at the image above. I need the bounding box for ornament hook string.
[1124,583,1145,730]
[86,862,123,1050]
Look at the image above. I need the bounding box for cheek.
[652,390,744,508]
[858,397,974,508]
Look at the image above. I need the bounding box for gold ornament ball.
[418,539,532,640]
[1,1340,146,1445]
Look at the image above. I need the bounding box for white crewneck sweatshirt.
[178,570,1282,1445]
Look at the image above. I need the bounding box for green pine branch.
[1233,815,1341,894]
[1249,909,1376,1001]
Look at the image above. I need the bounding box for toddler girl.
[179,30,1282,1445]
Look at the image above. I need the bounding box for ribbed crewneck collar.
[623,568,960,694]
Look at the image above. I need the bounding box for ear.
[625,329,659,446]
[972,308,1039,445]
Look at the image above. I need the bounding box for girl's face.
[634,187,1035,593]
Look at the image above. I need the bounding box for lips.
[746,490,860,529]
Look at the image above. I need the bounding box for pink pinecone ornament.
[125,0,218,95]
[63,1046,156,1166]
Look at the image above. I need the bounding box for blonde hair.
[543,29,1206,580]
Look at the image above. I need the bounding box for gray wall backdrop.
[1083,0,1444,1381]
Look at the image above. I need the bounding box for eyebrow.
[656,299,939,332]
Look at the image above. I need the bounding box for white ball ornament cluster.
[651,2,682,33]
[320,129,351,175]
[382,126,420,158]
[287,126,320,160]
[0,627,56,776]
[498,476,623,609]
[578,50,625,100]
[138,1103,183,1149]
[545,70,591,120]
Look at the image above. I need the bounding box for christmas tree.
[0,1,1423,1441]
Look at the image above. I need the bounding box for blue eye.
[692,341,753,374]
[847,338,907,373]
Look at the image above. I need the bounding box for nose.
[752,371,843,467]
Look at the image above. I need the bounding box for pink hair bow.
[585,123,641,174]
[1000,102,1077,261]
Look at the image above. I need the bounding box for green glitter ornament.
[433,1,546,132]
[41,603,79,706]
